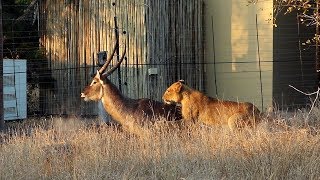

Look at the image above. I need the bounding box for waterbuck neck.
[101,78,141,125]
[99,79,129,121]
[99,78,150,138]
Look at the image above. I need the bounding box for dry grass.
[1,109,320,179]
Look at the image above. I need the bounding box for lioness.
[162,80,261,130]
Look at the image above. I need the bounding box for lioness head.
[162,80,185,104]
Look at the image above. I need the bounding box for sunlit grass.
[1,107,320,179]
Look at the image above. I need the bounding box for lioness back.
[197,98,260,127]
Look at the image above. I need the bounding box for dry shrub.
[1,112,320,179]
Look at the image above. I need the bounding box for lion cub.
[162,80,261,130]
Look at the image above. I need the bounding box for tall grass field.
[1,107,320,179]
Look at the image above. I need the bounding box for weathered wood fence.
[39,0,204,115]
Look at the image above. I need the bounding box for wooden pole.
[113,2,122,92]
[0,0,5,130]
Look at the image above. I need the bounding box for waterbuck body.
[82,72,182,124]
[81,41,182,136]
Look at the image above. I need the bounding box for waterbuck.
[81,41,182,137]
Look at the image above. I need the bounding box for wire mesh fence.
[2,0,318,119]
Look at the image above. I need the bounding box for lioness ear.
[178,79,185,84]
[175,81,184,92]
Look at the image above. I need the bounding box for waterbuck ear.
[96,70,101,79]
[96,70,105,84]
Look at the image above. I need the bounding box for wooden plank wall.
[39,0,203,115]
[145,0,204,100]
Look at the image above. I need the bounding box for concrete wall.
[203,0,273,111]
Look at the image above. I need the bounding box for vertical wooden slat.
[40,0,204,115]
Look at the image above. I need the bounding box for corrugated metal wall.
[39,0,204,115]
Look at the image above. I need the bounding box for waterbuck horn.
[98,41,118,74]
[104,41,126,77]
